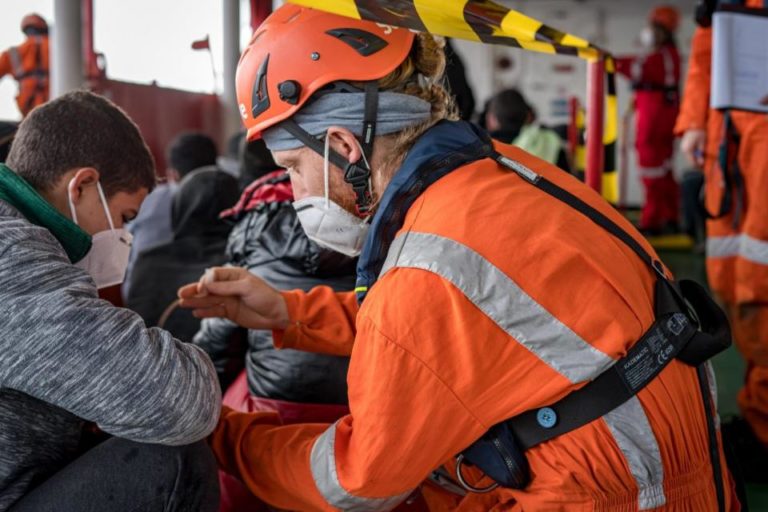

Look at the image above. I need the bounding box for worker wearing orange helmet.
[616,6,682,235]
[676,0,768,473]
[0,14,50,117]
[180,4,738,511]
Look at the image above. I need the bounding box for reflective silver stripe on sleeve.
[661,46,675,87]
[310,423,412,512]
[708,234,768,265]
[604,397,666,510]
[9,47,23,78]
[380,232,615,384]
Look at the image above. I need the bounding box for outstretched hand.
[178,267,290,331]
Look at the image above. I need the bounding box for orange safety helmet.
[649,6,680,33]
[236,4,415,142]
[21,14,48,35]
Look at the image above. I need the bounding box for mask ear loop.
[95,181,116,231]
[323,131,331,209]
[356,138,372,171]
[67,178,79,224]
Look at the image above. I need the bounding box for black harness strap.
[706,110,744,229]
[23,37,47,114]
[495,153,667,280]
[279,80,379,215]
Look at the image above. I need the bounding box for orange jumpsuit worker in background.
[616,6,682,235]
[676,0,768,469]
[0,14,50,117]
[180,5,738,511]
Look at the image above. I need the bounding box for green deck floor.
[658,248,768,510]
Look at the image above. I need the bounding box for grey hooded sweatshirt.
[0,200,221,511]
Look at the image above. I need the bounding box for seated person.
[194,169,354,416]
[126,166,239,342]
[123,132,218,299]
[238,136,284,192]
[486,88,571,172]
[179,7,736,510]
[0,91,220,512]
[194,170,356,512]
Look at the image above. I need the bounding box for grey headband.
[262,92,432,151]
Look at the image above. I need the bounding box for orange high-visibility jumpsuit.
[0,35,49,117]
[675,0,768,447]
[208,141,737,511]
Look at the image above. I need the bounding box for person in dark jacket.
[193,170,356,512]
[122,132,219,300]
[194,171,354,405]
[126,167,239,342]
[0,122,16,162]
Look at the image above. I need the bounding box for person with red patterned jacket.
[193,164,357,511]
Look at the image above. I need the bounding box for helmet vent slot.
[251,54,271,118]
[325,28,388,57]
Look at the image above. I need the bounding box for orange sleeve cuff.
[271,288,357,356]
[272,290,304,350]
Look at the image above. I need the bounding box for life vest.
[7,35,49,115]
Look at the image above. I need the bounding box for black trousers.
[10,438,219,512]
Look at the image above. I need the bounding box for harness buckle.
[455,455,499,494]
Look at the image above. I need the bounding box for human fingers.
[178,282,202,300]
[178,295,228,310]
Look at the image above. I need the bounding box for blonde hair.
[358,33,459,171]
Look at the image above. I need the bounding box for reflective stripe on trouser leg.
[603,397,666,510]
[310,422,412,512]
[637,164,670,179]
[379,232,615,384]
[708,234,768,266]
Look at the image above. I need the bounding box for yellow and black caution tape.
[288,0,620,203]
[603,58,618,203]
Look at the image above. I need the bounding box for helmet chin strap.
[280,81,379,216]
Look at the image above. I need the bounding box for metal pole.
[567,96,580,172]
[82,0,99,79]
[585,59,605,194]
[222,0,242,139]
[250,0,273,31]
[51,0,84,97]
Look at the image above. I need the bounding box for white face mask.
[68,179,133,289]
[292,133,371,258]
[640,27,656,49]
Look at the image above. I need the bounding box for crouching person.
[0,91,221,512]
[180,6,738,511]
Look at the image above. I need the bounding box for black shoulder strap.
[495,153,667,281]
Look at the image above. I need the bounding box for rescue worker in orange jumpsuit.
[0,14,50,117]
[616,6,682,235]
[180,5,738,511]
[677,0,768,471]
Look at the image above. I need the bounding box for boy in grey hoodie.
[0,91,221,512]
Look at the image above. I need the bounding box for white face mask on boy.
[292,133,371,258]
[68,179,133,289]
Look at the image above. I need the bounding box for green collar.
[0,164,91,262]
